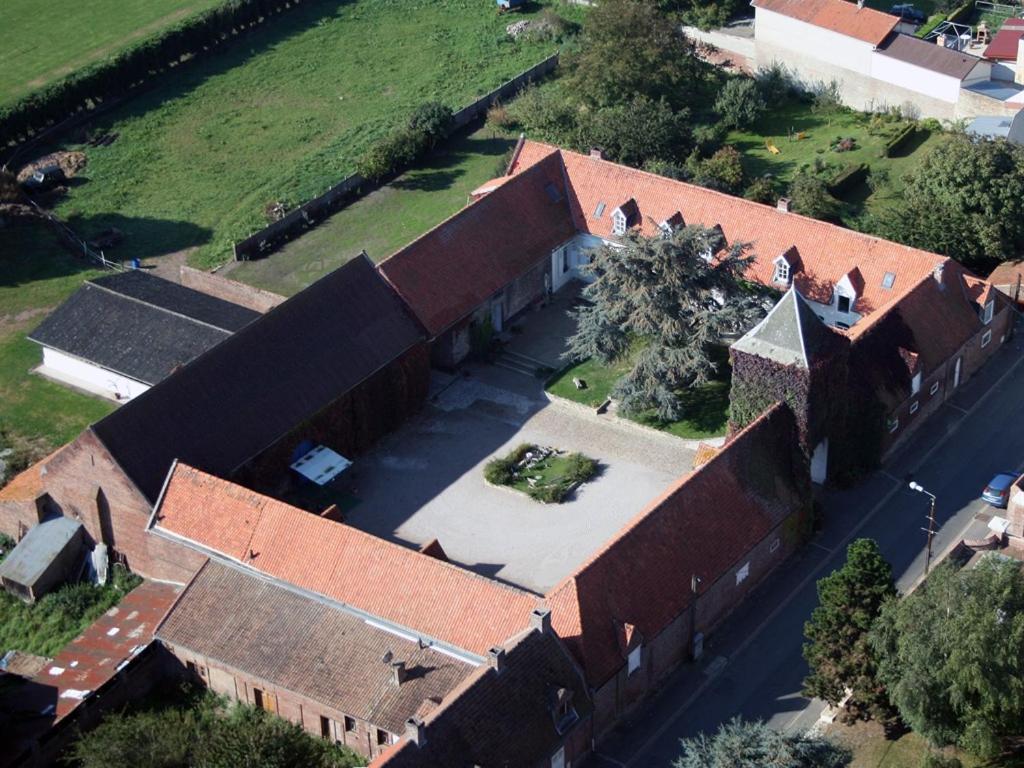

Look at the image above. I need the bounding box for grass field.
[228,122,519,294]
[547,346,731,440]
[727,103,947,221]
[830,721,987,768]
[0,0,226,107]
[45,0,576,270]
[0,218,114,453]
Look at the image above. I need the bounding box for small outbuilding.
[967,111,1024,144]
[0,518,84,603]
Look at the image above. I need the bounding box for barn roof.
[91,256,424,503]
[156,560,473,735]
[752,0,897,45]
[29,271,259,386]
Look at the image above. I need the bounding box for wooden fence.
[232,51,559,261]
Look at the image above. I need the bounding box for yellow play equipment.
[765,139,781,155]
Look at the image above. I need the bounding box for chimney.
[530,607,552,635]
[1016,38,1024,85]
[404,716,426,747]
[777,197,791,213]
[933,261,945,288]
[487,646,506,673]
[589,148,603,160]
[390,660,406,687]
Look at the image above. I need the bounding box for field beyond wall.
[0,0,227,107]
[45,0,573,268]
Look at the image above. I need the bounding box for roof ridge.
[86,278,238,334]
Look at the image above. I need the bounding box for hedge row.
[946,2,974,25]
[827,163,869,197]
[0,0,304,149]
[883,124,918,157]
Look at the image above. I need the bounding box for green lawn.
[833,722,987,768]
[0,218,114,452]
[547,346,732,440]
[727,103,948,221]
[228,122,519,295]
[0,0,227,107]
[46,0,576,270]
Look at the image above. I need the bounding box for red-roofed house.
[546,403,809,729]
[983,18,1024,81]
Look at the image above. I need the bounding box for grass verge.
[829,721,987,768]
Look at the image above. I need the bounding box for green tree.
[879,135,1024,273]
[674,717,851,768]
[579,95,691,167]
[505,84,580,147]
[789,171,840,222]
[568,0,708,111]
[565,225,769,420]
[871,557,1024,758]
[802,539,897,725]
[744,175,779,205]
[688,146,745,195]
[407,101,453,146]
[714,77,766,129]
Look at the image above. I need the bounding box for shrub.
[564,453,598,484]
[789,171,840,222]
[521,9,578,43]
[921,756,962,768]
[486,101,511,130]
[744,175,779,205]
[644,158,689,180]
[356,127,429,182]
[714,77,766,129]
[811,79,843,112]
[505,85,579,146]
[688,145,745,195]
[578,95,691,167]
[484,457,515,486]
[755,61,798,104]
[408,101,453,145]
[692,121,728,158]
[827,163,869,198]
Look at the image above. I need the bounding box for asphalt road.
[595,327,1024,768]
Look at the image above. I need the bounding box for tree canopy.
[880,135,1024,273]
[69,694,363,768]
[803,538,897,725]
[565,225,769,420]
[674,717,851,768]
[568,0,708,112]
[871,557,1024,758]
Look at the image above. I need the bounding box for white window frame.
[909,401,919,415]
[983,300,994,325]
[982,329,993,348]
[773,257,790,285]
[736,561,750,585]
[769,537,781,553]
[888,416,899,434]
[612,209,627,236]
[911,372,921,395]
[929,381,940,396]
[627,645,642,676]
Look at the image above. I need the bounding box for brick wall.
[1,431,205,583]
[179,265,286,313]
[505,259,549,320]
[162,646,398,761]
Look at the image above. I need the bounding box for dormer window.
[837,295,851,314]
[612,209,627,235]
[982,300,994,325]
[659,211,684,238]
[773,256,791,285]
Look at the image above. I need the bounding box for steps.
[493,349,552,378]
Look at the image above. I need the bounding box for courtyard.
[339,360,695,595]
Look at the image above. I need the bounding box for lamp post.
[908,481,938,575]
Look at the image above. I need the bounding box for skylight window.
[881,272,896,290]
[594,202,606,218]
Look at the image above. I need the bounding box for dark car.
[890,4,927,24]
[982,472,1018,508]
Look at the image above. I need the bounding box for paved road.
[595,328,1024,768]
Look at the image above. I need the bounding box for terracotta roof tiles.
[753,0,897,45]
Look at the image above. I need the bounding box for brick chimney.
[404,716,426,747]
[777,197,791,213]
[390,660,406,687]
[530,607,552,635]
[590,148,603,160]
[933,260,945,288]
[487,646,505,673]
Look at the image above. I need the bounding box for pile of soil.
[16,151,87,184]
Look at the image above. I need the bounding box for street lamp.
[908,481,938,575]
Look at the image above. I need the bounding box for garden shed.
[0,517,84,603]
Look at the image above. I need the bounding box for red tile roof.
[984,18,1024,60]
[510,142,958,339]
[753,0,897,45]
[150,464,539,657]
[0,445,68,503]
[987,259,1024,288]
[378,152,577,337]
[546,404,805,686]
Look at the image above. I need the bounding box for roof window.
[982,300,994,325]
[882,272,896,290]
[594,202,606,218]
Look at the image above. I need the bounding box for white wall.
[754,7,875,76]
[40,348,149,402]
[871,53,962,103]
[551,234,606,292]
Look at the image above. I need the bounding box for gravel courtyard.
[342,364,696,594]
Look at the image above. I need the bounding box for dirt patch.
[142,246,197,283]
[16,151,87,183]
[0,306,53,337]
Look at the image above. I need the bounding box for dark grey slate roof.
[156,560,472,735]
[0,517,83,587]
[731,288,836,368]
[89,271,259,332]
[877,33,980,80]
[91,256,425,503]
